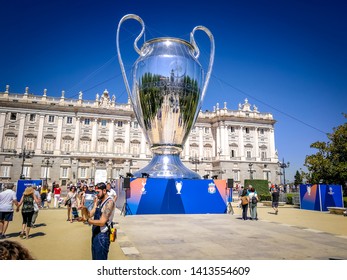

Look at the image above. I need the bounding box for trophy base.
[133,154,201,179]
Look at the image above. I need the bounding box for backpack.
[251,195,257,204]
[241,196,248,205]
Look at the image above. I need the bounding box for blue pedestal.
[125,178,228,215]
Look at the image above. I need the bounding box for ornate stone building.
[0,85,280,186]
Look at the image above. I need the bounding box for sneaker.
[0,234,4,239]
[19,232,24,238]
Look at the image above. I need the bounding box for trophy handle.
[190,26,215,101]
[116,14,145,96]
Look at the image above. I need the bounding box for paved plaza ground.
[2,203,347,260]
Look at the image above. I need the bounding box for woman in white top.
[248,187,258,220]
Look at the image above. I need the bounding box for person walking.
[106,182,117,204]
[240,189,249,220]
[46,189,52,208]
[64,186,78,222]
[53,184,61,208]
[40,185,48,208]
[248,187,258,220]
[0,183,18,239]
[16,186,40,239]
[271,187,280,215]
[79,182,115,260]
[31,185,41,227]
[81,185,96,222]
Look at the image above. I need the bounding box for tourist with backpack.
[248,187,258,220]
[240,189,249,220]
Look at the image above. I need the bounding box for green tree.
[294,170,302,185]
[304,114,347,194]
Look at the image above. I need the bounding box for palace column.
[269,128,276,160]
[73,117,80,152]
[54,116,63,155]
[216,123,221,157]
[199,126,204,158]
[124,120,130,154]
[238,126,244,160]
[35,115,45,153]
[0,112,6,148]
[108,120,115,153]
[222,123,229,158]
[16,113,26,151]
[254,127,259,161]
[91,118,98,152]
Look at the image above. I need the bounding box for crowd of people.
[0,181,118,260]
[237,184,283,221]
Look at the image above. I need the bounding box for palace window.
[66,117,73,124]
[97,140,107,153]
[4,135,16,150]
[61,167,69,178]
[80,167,87,178]
[63,139,72,152]
[29,114,36,122]
[101,119,107,127]
[1,165,11,177]
[84,118,90,125]
[10,113,17,121]
[24,137,35,151]
[80,140,90,152]
[48,115,55,123]
[43,138,54,152]
[22,166,31,178]
[117,121,123,127]
[233,170,240,182]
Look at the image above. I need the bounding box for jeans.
[91,232,110,260]
[250,204,257,219]
[242,204,248,220]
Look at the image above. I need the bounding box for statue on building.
[79,91,83,100]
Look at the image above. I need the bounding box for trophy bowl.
[117,14,214,179]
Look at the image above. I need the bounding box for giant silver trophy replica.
[116,14,214,179]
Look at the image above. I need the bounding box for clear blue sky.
[1,0,346,181]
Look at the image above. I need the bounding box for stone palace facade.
[0,85,280,186]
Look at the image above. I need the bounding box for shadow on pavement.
[33,223,47,228]
[29,232,46,238]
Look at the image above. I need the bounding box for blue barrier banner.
[319,185,343,211]
[126,178,228,214]
[16,180,43,201]
[299,184,321,211]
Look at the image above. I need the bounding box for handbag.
[64,198,71,206]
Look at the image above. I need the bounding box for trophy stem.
[133,154,201,179]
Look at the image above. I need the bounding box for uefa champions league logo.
[328,187,334,195]
[307,185,311,196]
[175,181,182,194]
[208,182,216,194]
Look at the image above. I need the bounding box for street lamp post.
[278,158,290,185]
[248,163,255,179]
[18,148,35,179]
[42,157,54,186]
[189,155,203,172]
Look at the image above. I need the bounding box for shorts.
[272,201,279,208]
[0,211,14,221]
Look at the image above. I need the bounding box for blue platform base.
[125,178,228,215]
